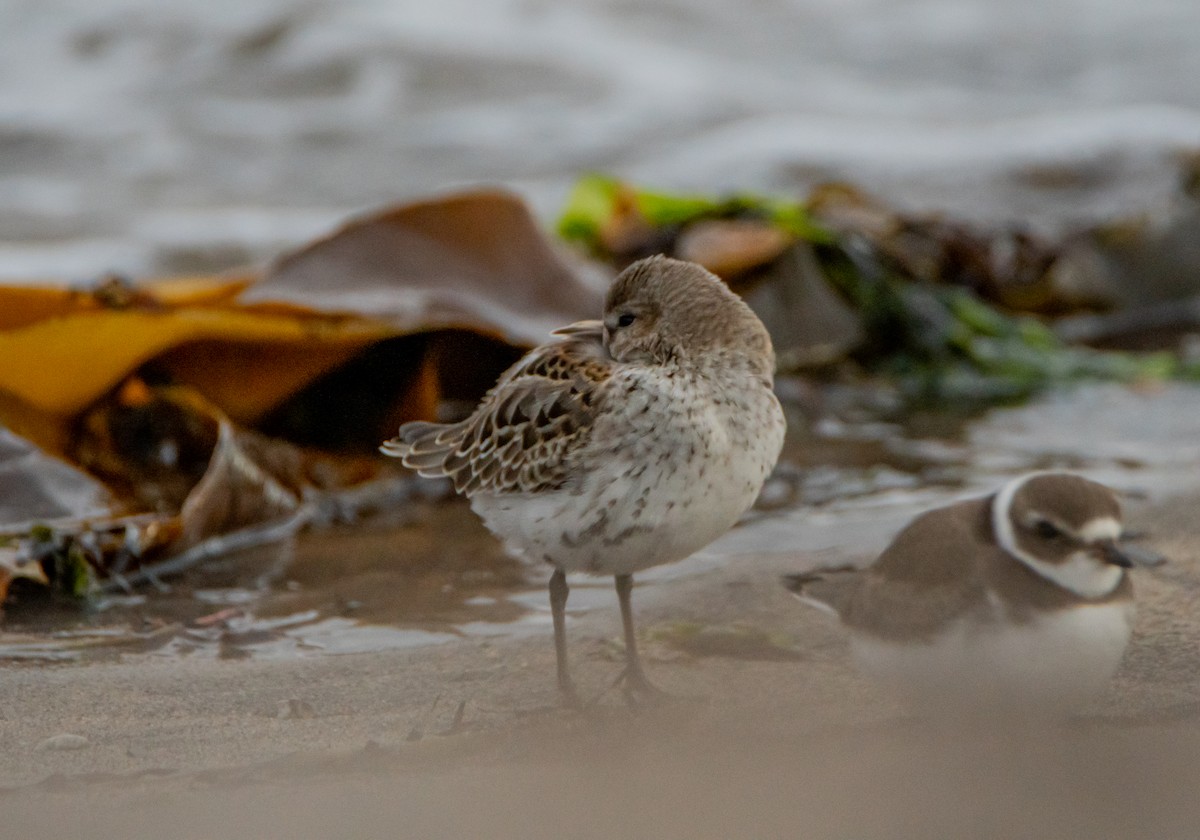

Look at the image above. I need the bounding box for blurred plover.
[787,472,1147,717]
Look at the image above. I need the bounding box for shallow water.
[2,0,1200,278]
[3,382,1197,664]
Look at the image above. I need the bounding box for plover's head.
[992,472,1134,599]
[602,255,774,376]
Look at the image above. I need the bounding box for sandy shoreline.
[1,484,1198,838]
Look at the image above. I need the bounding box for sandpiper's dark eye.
[1034,520,1062,540]
[616,313,636,328]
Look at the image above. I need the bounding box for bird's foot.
[613,664,670,706]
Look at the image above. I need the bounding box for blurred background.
[3,0,1199,280]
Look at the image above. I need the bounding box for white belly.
[472,430,776,575]
[471,375,785,577]
[850,602,1134,718]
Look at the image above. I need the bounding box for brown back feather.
[841,498,995,641]
[380,324,611,496]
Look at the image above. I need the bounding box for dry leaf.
[0,301,390,425]
[175,418,300,552]
[675,219,793,281]
[248,188,603,345]
[0,189,616,606]
[0,190,603,462]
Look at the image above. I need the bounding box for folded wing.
[841,503,993,642]
[380,320,612,496]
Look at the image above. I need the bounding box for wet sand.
[1,486,1198,839]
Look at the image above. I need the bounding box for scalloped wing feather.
[380,321,611,496]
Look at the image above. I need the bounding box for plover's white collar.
[992,472,1125,600]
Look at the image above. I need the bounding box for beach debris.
[0,543,49,604]
[191,607,244,627]
[37,733,90,751]
[0,189,596,610]
[2,179,1199,613]
[249,188,601,346]
[0,189,592,461]
[0,428,112,526]
[5,386,307,598]
[558,175,1200,403]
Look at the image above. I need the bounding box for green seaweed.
[556,173,830,250]
[25,525,95,599]
[832,250,1178,405]
[557,175,1187,408]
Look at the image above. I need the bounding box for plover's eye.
[1033,520,1062,540]
[616,313,637,328]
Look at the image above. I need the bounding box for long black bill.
[1097,537,1170,568]
[1114,542,1170,568]
[1098,539,1136,569]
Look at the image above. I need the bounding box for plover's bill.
[383,256,786,704]
[786,473,1150,717]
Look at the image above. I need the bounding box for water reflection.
[3,383,1199,664]
[0,498,529,662]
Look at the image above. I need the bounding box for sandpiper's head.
[602,256,774,377]
[992,472,1133,599]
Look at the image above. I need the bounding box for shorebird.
[383,255,786,704]
[786,473,1148,717]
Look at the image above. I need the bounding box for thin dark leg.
[615,573,660,696]
[549,568,580,707]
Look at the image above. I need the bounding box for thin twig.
[99,504,315,592]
